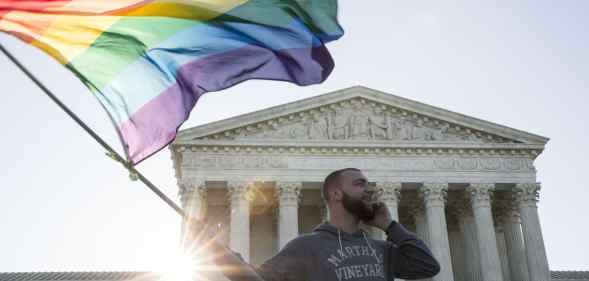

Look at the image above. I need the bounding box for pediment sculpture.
[205,99,513,143]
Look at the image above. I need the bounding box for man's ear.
[331,188,343,201]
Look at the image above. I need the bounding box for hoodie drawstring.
[337,228,344,253]
[337,227,381,264]
[362,231,381,264]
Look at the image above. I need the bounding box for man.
[192,168,440,281]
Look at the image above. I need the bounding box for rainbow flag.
[0,0,343,164]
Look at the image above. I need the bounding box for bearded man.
[192,168,440,281]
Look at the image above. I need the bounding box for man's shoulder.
[294,231,321,241]
[285,231,323,247]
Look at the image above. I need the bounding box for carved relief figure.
[348,111,374,140]
[288,115,326,139]
[327,108,352,139]
[413,120,449,141]
[326,110,347,139]
[397,117,414,140]
[431,123,450,140]
[220,101,503,144]
[372,111,394,140]
[412,119,428,140]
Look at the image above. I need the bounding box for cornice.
[172,143,542,159]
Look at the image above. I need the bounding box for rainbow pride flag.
[0,0,343,164]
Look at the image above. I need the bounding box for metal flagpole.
[0,43,266,281]
[0,43,185,218]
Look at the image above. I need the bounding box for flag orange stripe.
[0,0,74,42]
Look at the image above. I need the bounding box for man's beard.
[342,191,375,221]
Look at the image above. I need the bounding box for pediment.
[175,86,548,146]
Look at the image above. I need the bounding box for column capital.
[420,183,448,206]
[178,179,206,203]
[276,182,302,207]
[515,183,541,207]
[467,183,495,207]
[376,182,402,204]
[227,181,253,203]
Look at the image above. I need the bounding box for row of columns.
[409,183,550,281]
[180,181,302,262]
[178,181,550,281]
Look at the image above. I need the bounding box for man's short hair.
[321,168,361,202]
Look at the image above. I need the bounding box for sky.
[1,0,588,273]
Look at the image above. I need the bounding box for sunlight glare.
[154,248,198,281]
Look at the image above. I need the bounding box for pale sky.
[1,0,588,272]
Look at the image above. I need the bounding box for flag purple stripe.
[120,43,334,163]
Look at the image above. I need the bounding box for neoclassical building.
[170,86,577,281]
[2,86,588,281]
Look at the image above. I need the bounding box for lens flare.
[154,248,197,281]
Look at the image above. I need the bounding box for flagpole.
[0,43,185,218]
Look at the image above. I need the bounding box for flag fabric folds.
[0,0,343,164]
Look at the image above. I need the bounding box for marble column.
[179,180,207,246]
[375,182,401,240]
[321,204,330,222]
[277,182,301,249]
[468,183,503,281]
[410,202,430,281]
[228,181,252,262]
[379,182,402,220]
[410,201,429,244]
[421,183,453,281]
[492,210,511,281]
[502,197,529,281]
[447,209,465,281]
[457,203,482,281]
[516,183,550,281]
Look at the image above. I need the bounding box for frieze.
[434,158,455,170]
[481,158,502,170]
[196,98,516,144]
[187,154,534,172]
[458,157,479,170]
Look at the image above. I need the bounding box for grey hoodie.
[240,221,439,281]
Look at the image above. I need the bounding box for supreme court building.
[170,86,580,281]
[2,86,588,281]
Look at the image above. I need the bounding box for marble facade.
[172,86,551,281]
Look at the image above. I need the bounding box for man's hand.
[364,202,393,232]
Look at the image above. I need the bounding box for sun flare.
[154,248,198,281]
[152,225,226,281]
